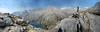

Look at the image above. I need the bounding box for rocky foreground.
[0,13,44,32]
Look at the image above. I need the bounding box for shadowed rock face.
[95,2,100,10]
[93,2,100,14]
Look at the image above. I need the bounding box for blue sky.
[0,0,99,13]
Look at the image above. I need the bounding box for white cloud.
[0,8,12,13]
[60,7,76,10]
[60,7,67,10]
[60,6,90,11]
[84,7,89,9]
[60,7,72,10]
[80,7,89,11]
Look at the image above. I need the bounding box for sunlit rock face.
[86,2,100,32]
[59,18,77,32]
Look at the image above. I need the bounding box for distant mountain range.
[12,7,87,28]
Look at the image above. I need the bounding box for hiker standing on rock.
[58,2,100,32]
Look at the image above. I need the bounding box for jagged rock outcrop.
[0,13,35,32]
